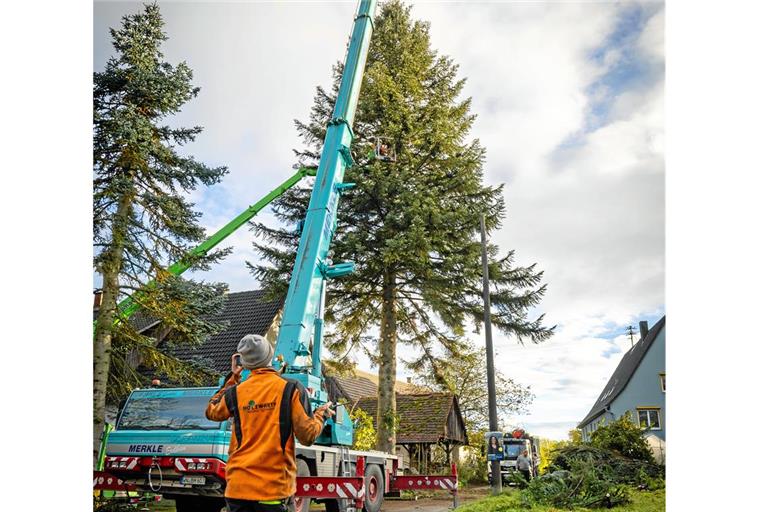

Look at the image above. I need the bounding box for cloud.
[412,2,623,179]
[637,8,665,64]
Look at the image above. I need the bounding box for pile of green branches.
[549,445,664,486]
[517,445,663,509]
[520,459,631,509]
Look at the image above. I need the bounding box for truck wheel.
[324,498,348,512]
[174,495,226,512]
[292,458,311,512]
[363,465,384,512]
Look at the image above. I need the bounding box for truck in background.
[488,429,540,485]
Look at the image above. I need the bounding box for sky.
[94,0,665,441]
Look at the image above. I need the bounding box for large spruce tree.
[93,4,229,464]
[250,1,553,453]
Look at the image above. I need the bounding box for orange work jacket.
[205,367,325,501]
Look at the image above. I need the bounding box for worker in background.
[517,449,532,482]
[206,334,334,512]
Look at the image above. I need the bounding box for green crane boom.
[97,166,316,328]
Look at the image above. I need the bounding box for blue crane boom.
[270,0,377,445]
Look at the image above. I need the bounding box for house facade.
[578,316,666,460]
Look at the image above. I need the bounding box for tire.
[174,495,226,512]
[292,458,311,512]
[363,465,384,512]
[324,498,347,512]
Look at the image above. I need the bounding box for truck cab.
[488,431,540,485]
[103,387,229,510]
[103,386,395,512]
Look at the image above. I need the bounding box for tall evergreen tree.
[250,1,553,453]
[93,3,229,464]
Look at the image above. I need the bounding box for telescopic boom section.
[274,0,376,374]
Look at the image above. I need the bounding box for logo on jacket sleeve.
[243,399,276,412]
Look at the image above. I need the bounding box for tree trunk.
[375,271,397,454]
[93,193,132,466]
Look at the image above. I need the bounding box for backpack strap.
[279,378,312,452]
[224,386,242,449]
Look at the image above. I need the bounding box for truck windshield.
[504,443,523,458]
[117,389,220,431]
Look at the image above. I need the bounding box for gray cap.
[237,334,274,369]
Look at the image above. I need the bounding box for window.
[503,443,522,459]
[118,394,221,431]
[659,373,666,392]
[637,408,661,430]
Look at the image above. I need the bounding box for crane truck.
[94,2,459,511]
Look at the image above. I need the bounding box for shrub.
[456,430,491,485]
[457,448,489,485]
[538,437,570,473]
[589,414,655,463]
[349,408,376,451]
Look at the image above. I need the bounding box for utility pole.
[480,215,501,495]
[626,325,636,347]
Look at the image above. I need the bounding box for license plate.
[181,475,206,485]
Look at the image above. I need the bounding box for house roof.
[352,368,427,394]
[93,305,161,334]
[131,311,162,334]
[578,316,666,428]
[326,369,428,405]
[165,289,282,374]
[329,375,379,403]
[356,393,467,445]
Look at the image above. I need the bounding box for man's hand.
[231,353,244,377]
[316,402,336,419]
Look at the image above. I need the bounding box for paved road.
[377,487,486,512]
[147,487,488,511]
[380,497,476,511]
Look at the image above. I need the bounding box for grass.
[454,488,665,512]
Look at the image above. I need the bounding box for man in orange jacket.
[206,334,333,512]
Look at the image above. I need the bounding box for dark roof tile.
[166,289,282,374]
[329,376,380,403]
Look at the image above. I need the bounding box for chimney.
[639,320,649,340]
[406,377,412,384]
[93,289,103,310]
